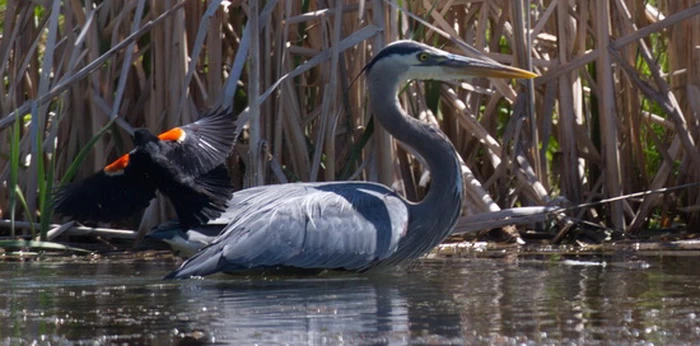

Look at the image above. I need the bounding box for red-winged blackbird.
[53,106,236,227]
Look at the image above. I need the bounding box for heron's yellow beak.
[440,54,538,79]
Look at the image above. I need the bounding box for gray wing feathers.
[167,183,409,278]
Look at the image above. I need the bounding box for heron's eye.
[417,52,429,62]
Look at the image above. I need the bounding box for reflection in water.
[189,277,414,345]
[1,255,700,344]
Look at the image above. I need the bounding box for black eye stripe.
[365,44,424,72]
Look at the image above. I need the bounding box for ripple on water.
[2,255,700,344]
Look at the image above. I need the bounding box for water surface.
[2,253,700,345]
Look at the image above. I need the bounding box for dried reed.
[0,0,698,241]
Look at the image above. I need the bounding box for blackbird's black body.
[53,106,236,227]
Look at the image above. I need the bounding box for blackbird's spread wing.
[53,106,235,225]
[160,164,235,228]
[53,153,156,222]
[150,106,236,226]
[157,106,236,177]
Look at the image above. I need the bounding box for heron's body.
[165,40,536,279]
[165,181,435,277]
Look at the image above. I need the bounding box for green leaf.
[9,110,21,238]
[338,117,375,180]
[59,117,117,186]
[35,111,46,240]
[40,114,59,241]
[14,185,35,237]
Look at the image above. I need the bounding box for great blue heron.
[53,106,237,227]
[165,40,537,279]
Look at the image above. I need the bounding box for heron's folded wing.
[165,182,409,279]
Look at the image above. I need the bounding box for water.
[2,253,700,345]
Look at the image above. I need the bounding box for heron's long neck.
[369,79,463,251]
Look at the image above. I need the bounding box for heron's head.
[365,40,537,84]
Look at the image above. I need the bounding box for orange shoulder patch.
[104,154,130,175]
[157,127,186,142]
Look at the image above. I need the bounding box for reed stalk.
[0,0,698,241]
